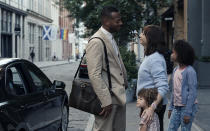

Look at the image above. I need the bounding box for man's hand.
[183,116,190,124]
[99,104,112,118]
[168,110,172,119]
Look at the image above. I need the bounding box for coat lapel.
[97,29,122,71]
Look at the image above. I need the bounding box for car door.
[22,62,63,130]
[3,63,47,131]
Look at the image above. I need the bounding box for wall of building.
[187,0,210,88]
[59,2,74,60]
[173,0,185,41]
[0,0,26,58]
[25,0,52,62]
[51,0,62,60]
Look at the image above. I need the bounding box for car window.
[25,64,52,93]
[6,66,27,96]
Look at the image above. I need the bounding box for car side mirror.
[53,80,65,89]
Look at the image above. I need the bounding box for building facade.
[0,0,54,62]
[25,0,52,62]
[59,0,74,60]
[51,0,62,60]
[0,0,27,58]
[161,0,210,88]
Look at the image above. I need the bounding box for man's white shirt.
[101,26,122,70]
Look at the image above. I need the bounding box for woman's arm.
[141,58,169,122]
[141,94,162,122]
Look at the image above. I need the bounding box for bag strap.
[73,52,86,79]
[74,37,112,92]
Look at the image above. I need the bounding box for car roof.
[0,58,28,67]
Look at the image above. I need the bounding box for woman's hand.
[141,107,155,124]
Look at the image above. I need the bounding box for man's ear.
[102,17,110,26]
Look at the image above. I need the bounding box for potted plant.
[120,47,138,103]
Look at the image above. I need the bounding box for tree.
[61,0,169,83]
[119,46,138,82]
[61,0,169,43]
[61,0,142,44]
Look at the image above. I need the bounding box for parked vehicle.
[0,58,69,131]
[78,57,89,79]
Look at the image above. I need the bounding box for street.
[40,62,91,131]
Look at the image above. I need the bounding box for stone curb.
[39,62,70,69]
[85,115,95,131]
[35,61,71,69]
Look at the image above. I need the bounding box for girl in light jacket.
[168,40,198,131]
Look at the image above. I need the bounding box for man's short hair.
[101,6,119,20]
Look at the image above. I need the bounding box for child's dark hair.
[173,40,195,66]
[138,88,158,107]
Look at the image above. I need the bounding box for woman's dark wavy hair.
[143,25,166,56]
[173,40,195,66]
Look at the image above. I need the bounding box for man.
[30,49,35,63]
[86,6,128,131]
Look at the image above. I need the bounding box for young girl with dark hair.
[136,25,169,131]
[168,40,198,131]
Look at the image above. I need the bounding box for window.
[2,11,7,32]
[38,0,43,15]
[25,64,51,93]
[29,23,35,45]
[38,26,43,61]
[29,0,34,10]
[22,17,24,36]
[15,15,20,33]
[1,10,12,33]
[7,12,12,32]
[6,66,27,95]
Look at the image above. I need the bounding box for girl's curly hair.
[138,88,158,107]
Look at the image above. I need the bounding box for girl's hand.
[141,107,154,124]
[168,110,172,119]
[183,116,190,124]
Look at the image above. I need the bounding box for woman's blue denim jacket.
[168,65,198,117]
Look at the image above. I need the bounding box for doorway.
[1,34,12,57]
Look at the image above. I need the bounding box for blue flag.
[43,25,51,40]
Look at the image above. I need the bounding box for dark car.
[78,57,89,79]
[0,58,69,131]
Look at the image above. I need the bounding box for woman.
[136,25,169,131]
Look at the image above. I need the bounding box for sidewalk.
[32,60,210,131]
[34,60,72,68]
[126,88,209,131]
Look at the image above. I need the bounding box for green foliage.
[119,46,138,82]
[61,0,169,43]
[61,0,169,84]
[199,56,210,62]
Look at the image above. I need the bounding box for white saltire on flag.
[43,25,51,40]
